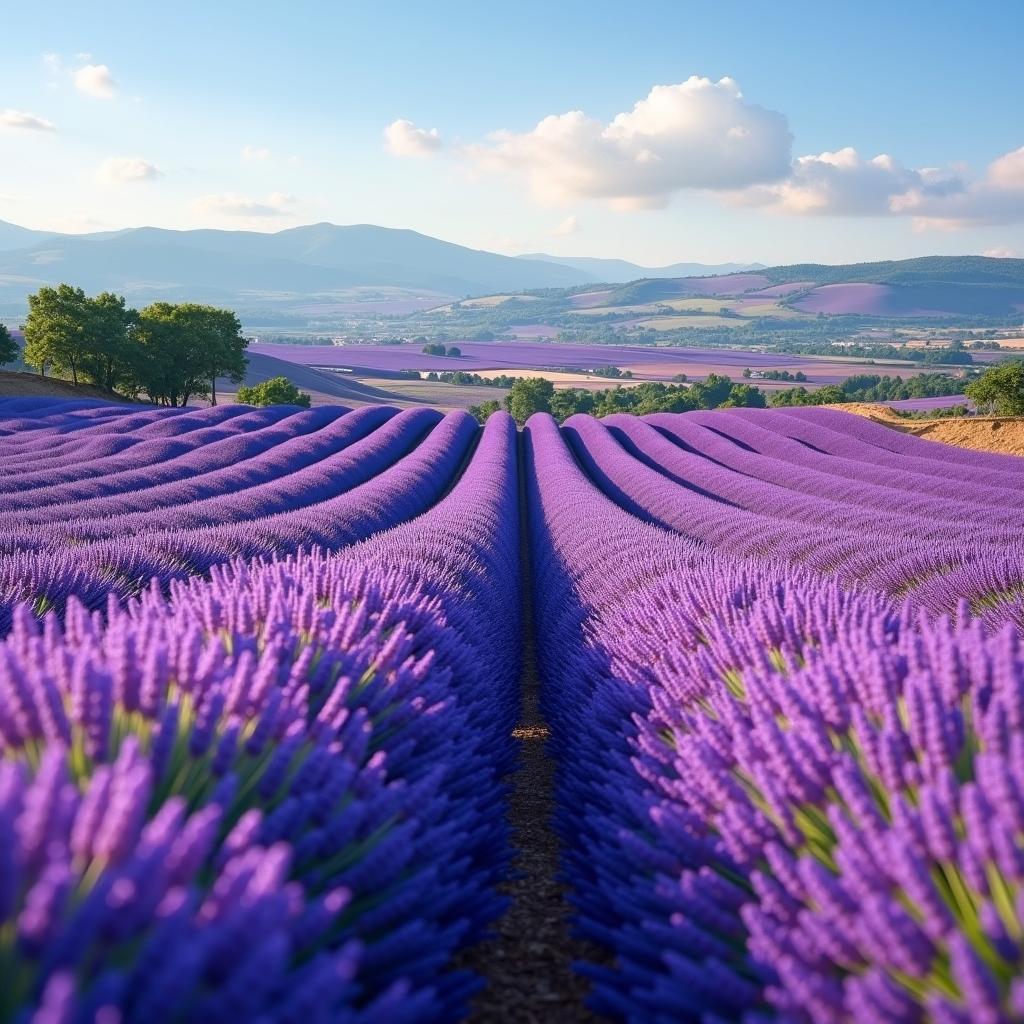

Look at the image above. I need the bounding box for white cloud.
[465,76,792,209]
[983,247,1019,258]
[551,215,580,236]
[724,141,1024,230]
[192,191,296,218]
[96,157,162,185]
[42,52,63,74]
[889,146,1024,228]
[242,145,271,161]
[384,118,443,157]
[74,64,117,99]
[989,146,1024,188]
[0,109,56,132]
[732,147,924,215]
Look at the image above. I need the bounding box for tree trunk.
[210,377,217,406]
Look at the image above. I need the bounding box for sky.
[1,0,1023,266]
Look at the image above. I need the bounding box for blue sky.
[1,0,1023,265]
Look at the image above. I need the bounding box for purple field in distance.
[250,340,933,386]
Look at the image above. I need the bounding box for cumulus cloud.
[0,109,56,131]
[465,76,792,209]
[983,246,1019,258]
[551,215,581,236]
[242,145,271,161]
[192,192,295,218]
[732,147,926,215]
[724,140,1024,229]
[74,64,117,99]
[384,119,443,157]
[889,146,1024,228]
[96,157,162,185]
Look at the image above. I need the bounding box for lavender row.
[0,409,478,628]
[0,409,520,1023]
[525,409,1024,1022]
[0,406,304,487]
[562,413,1024,632]
[651,411,1024,513]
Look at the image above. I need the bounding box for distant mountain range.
[517,253,764,282]
[0,219,1021,320]
[0,221,593,311]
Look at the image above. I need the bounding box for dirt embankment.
[0,370,136,403]
[842,403,1024,457]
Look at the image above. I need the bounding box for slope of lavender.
[0,399,520,1022]
[0,402,480,625]
[526,408,1024,1022]
[3,394,1024,1023]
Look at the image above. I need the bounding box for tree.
[0,324,17,366]
[965,361,1024,415]
[720,383,767,408]
[22,285,92,382]
[79,292,138,392]
[468,399,501,423]
[688,373,734,410]
[446,345,462,357]
[236,376,311,408]
[504,377,555,423]
[132,303,248,406]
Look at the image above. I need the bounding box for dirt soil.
[842,403,1024,457]
[0,370,135,402]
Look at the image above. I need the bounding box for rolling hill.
[519,253,763,282]
[0,221,592,312]
[600,256,1024,318]
[1,218,1021,321]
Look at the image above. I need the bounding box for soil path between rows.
[458,445,602,1022]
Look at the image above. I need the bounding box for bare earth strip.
[458,475,603,1023]
[843,403,1024,457]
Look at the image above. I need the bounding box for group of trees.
[743,368,808,382]
[422,370,518,388]
[421,343,462,357]
[768,370,979,408]
[471,374,768,424]
[19,285,248,406]
[469,366,1020,424]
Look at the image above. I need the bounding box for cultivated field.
[1,396,1023,1021]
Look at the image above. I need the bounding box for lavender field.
[1,395,1024,1023]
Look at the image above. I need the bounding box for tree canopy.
[236,376,312,408]
[504,377,555,423]
[965,361,1024,415]
[20,285,248,406]
[0,324,16,366]
[23,285,93,384]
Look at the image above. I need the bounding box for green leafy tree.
[22,285,91,383]
[446,345,462,357]
[467,398,501,423]
[688,373,734,410]
[79,292,139,392]
[504,377,555,423]
[552,388,594,420]
[720,383,767,408]
[236,376,311,408]
[132,303,248,406]
[0,324,17,366]
[965,361,1024,415]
